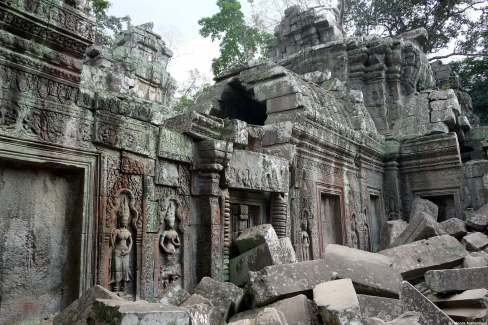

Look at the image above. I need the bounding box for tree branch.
[429,52,488,61]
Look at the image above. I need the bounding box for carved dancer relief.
[110,189,139,296]
[300,208,313,261]
[350,211,371,251]
[158,198,182,290]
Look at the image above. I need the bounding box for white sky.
[108,0,253,86]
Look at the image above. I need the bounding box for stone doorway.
[319,192,343,255]
[422,194,456,222]
[368,194,382,252]
[0,161,84,324]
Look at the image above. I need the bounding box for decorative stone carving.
[110,189,139,296]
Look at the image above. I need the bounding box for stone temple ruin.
[1,1,488,324]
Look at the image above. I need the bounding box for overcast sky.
[108,0,253,86]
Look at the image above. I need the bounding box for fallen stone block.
[391,212,444,247]
[463,252,488,268]
[440,218,467,238]
[229,294,318,325]
[465,206,488,231]
[379,235,467,280]
[440,306,488,322]
[277,237,297,264]
[364,312,422,325]
[53,285,123,325]
[324,244,401,297]
[429,289,488,308]
[180,294,214,325]
[379,220,408,250]
[462,232,488,251]
[249,259,332,306]
[410,198,438,220]
[313,279,362,325]
[228,307,289,325]
[159,284,190,305]
[91,299,190,325]
[193,277,244,322]
[358,294,404,321]
[235,224,280,254]
[400,281,456,325]
[425,267,488,293]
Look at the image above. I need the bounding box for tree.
[199,0,273,76]
[88,0,131,46]
[173,69,212,111]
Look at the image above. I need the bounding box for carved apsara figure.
[160,200,181,255]
[301,219,311,261]
[110,194,133,293]
[350,213,359,248]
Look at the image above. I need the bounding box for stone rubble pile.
[55,198,488,324]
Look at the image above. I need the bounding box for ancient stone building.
[0,1,486,324]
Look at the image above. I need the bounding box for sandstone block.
[462,232,488,251]
[92,299,190,325]
[431,108,456,127]
[193,277,244,322]
[159,285,190,306]
[463,252,488,268]
[391,212,445,247]
[313,279,362,325]
[410,198,438,220]
[180,294,214,325]
[358,294,404,321]
[235,224,280,254]
[229,307,289,325]
[324,244,401,297]
[465,206,488,231]
[440,218,467,238]
[364,312,422,325]
[249,259,332,306]
[379,220,408,250]
[441,307,488,322]
[400,281,456,325]
[429,289,488,308]
[230,243,278,286]
[425,267,488,294]
[54,285,123,325]
[277,237,297,264]
[379,235,467,280]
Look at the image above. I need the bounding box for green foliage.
[199,0,273,76]
[344,0,487,55]
[454,34,488,123]
[88,0,131,46]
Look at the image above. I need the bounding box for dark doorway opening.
[319,193,343,255]
[219,81,267,125]
[422,195,456,222]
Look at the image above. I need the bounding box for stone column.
[271,192,288,238]
[192,140,232,281]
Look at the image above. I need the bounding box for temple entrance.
[421,194,456,222]
[0,161,84,324]
[319,193,343,255]
[369,194,382,252]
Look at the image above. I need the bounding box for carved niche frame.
[0,135,99,295]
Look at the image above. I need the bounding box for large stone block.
[391,212,445,247]
[230,243,278,286]
[441,306,488,323]
[425,267,488,294]
[364,312,422,325]
[462,232,488,251]
[400,281,456,325]
[235,224,279,254]
[440,218,467,239]
[249,259,332,306]
[409,198,438,220]
[463,252,488,268]
[180,294,214,325]
[91,299,190,325]
[193,277,244,322]
[324,244,401,297]
[229,307,289,325]
[465,205,488,231]
[380,220,408,250]
[358,294,404,321]
[313,279,362,325]
[428,288,488,308]
[54,285,123,325]
[379,235,467,280]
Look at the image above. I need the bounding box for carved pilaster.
[271,192,288,238]
[384,161,402,220]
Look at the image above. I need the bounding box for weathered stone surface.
[410,198,439,220]
[193,277,244,322]
[425,267,488,293]
[229,294,318,325]
[364,312,422,325]
[235,224,280,254]
[400,281,456,325]
[441,306,488,322]
[158,128,195,162]
[277,237,297,264]
[380,220,409,250]
[324,244,401,297]
[91,299,190,325]
[180,294,214,325]
[229,307,289,325]
[249,259,332,306]
[465,205,488,231]
[230,243,278,286]
[54,285,123,325]
[159,285,190,306]
[313,279,362,325]
[463,252,488,268]
[391,212,445,247]
[226,150,289,193]
[428,289,488,308]
[155,160,179,187]
[380,235,467,280]
[358,294,404,321]
[440,218,467,238]
[462,232,488,251]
